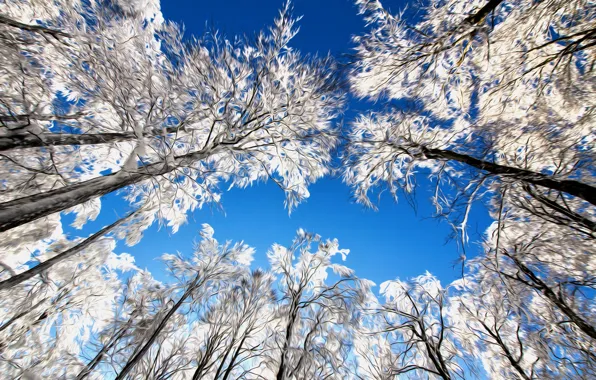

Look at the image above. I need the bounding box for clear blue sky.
[65,0,491,286]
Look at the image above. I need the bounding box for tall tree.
[345,0,596,245]
[264,229,368,380]
[0,207,142,291]
[112,224,254,379]
[189,270,276,380]
[0,235,136,378]
[0,0,343,237]
[359,273,467,379]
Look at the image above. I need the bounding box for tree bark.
[523,185,596,233]
[479,321,531,380]
[0,126,180,152]
[420,145,596,207]
[275,301,300,380]
[416,320,452,380]
[0,298,46,334]
[221,332,249,380]
[0,132,136,151]
[191,329,225,380]
[0,209,137,291]
[213,334,237,380]
[0,14,71,38]
[0,170,148,233]
[0,148,210,233]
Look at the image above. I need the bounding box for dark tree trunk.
[479,322,531,380]
[416,321,452,380]
[0,298,46,334]
[0,14,71,38]
[465,0,505,25]
[76,327,129,380]
[191,332,224,380]
[0,149,210,233]
[221,333,249,380]
[275,301,300,380]
[0,132,137,151]
[0,209,137,291]
[213,334,237,380]
[0,126,179,152]
[0,170,148,233]
[523,185,596,233]
[420,146,596,206]
[509,255,596,340]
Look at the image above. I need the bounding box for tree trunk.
[0,14,71,38]
[416,320,452,380]
[76,326,129,380]
[221,332,249,380]
[0,148,210,233]
[465,0,504,25]
[509,255,596,340]
[523,185,596,233]
[191,332,224,380]
[275,301,300,380]
[286,321,319,379]
[0,132,136,151]
[0,209,137,291]
[479,321,531,380]
[0,126,180,152]
[213,334,237,380]
[114,276,201,380]
[420,145,596,206]
[0,298,46,334]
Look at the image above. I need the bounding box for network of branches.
[0,0,594,379]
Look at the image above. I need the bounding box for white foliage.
[0,0,342,245]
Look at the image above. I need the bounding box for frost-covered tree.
[75,270,165,380]
[3,220,593,378]
[0,0,343,306]
[450,274,559,379]
[187,269,275,380]
[0,224,374,379]
[264,230,370,380]
[481,212,595,374]
[357,262,594,379]
[344,4,596,375]
[447,222,596,379]
[2,223,249,379]
[112,224,254,380]
[0,207,142,291]
[358,273,467,379]
[345,0,596,245]
[0,0,342,234]
[0,233,137,378]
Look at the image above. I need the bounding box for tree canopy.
[0,0,594,378]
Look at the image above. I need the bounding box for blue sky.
[66,0,492,286]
